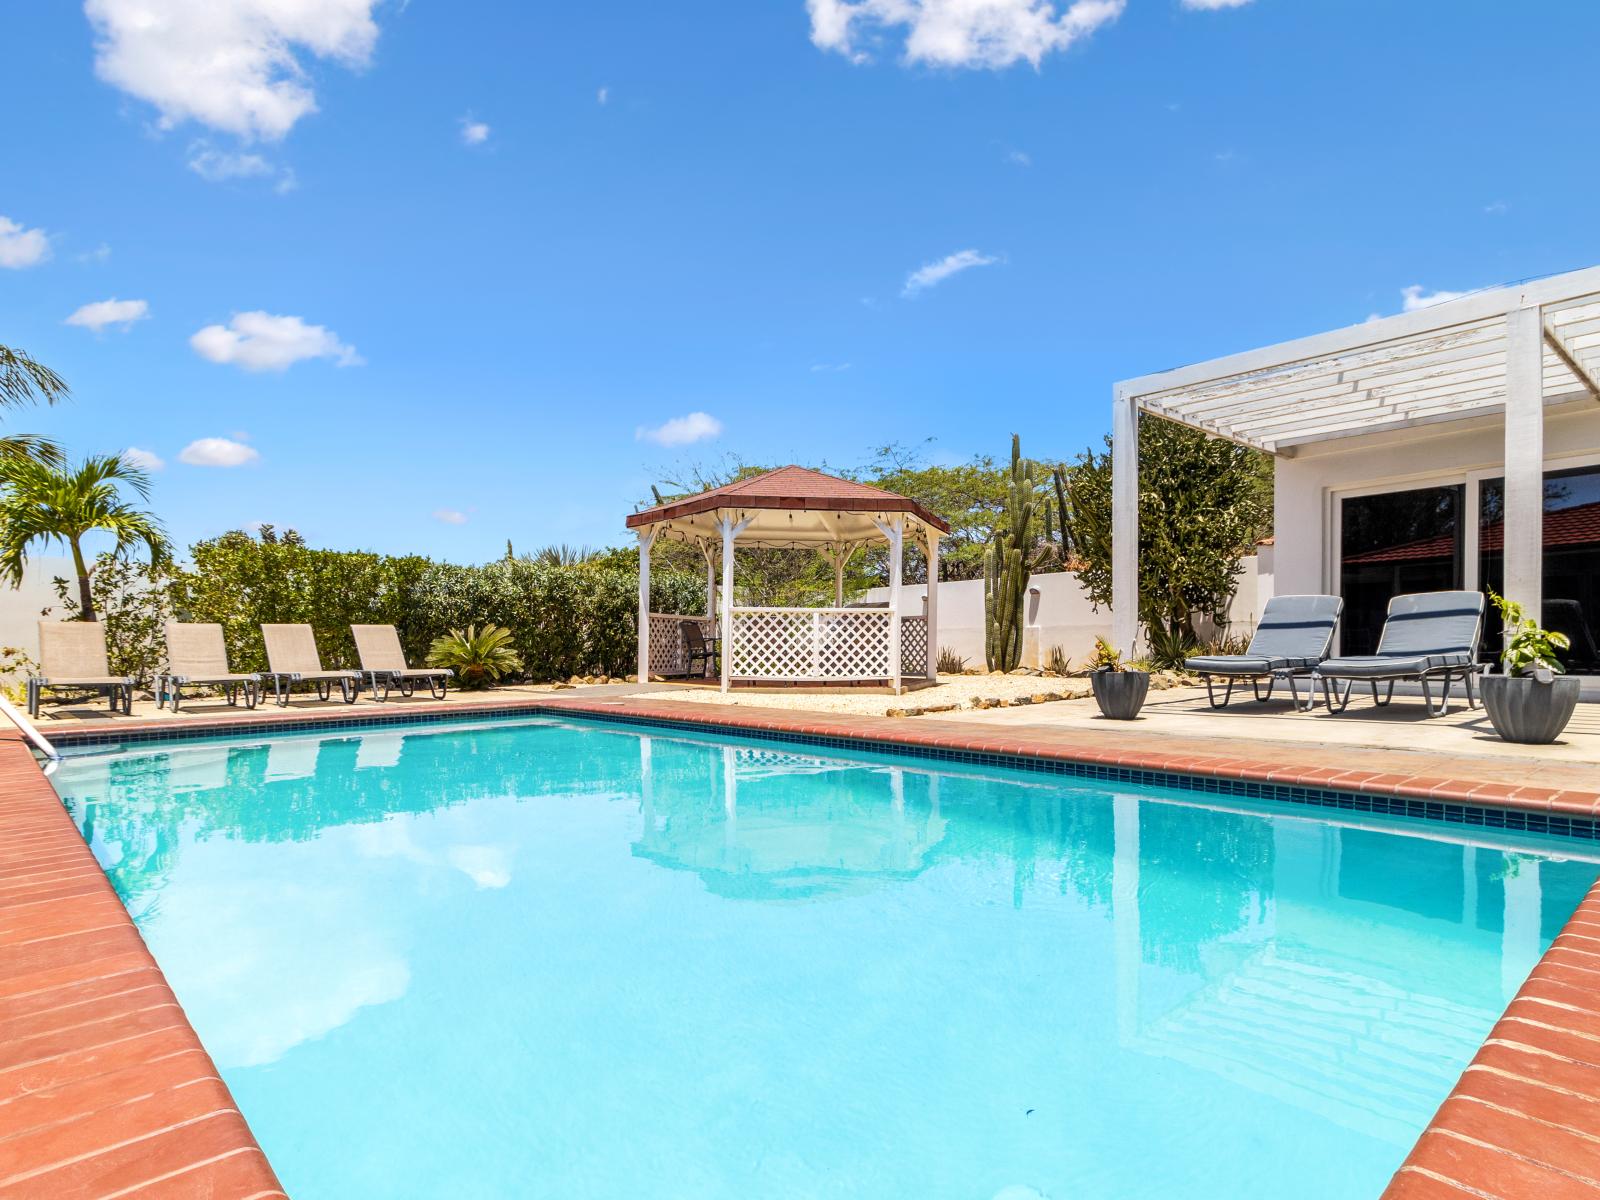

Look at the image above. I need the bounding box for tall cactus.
[984,434,1047,671]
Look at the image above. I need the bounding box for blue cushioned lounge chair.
[1184,594,1343,712]
[1314,590,1485,717]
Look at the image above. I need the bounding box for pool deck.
[6,687,1600,1197]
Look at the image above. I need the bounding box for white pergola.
[1111,265,1600,652]
[627,466,949,693]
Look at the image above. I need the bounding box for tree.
[1057,415,1272,645]
[0,454,170,622]
[0,343,65,465]
[861,441,1021,582]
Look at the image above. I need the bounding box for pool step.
[1135,945,1493,1144]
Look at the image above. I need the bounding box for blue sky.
[4,0,1599,562]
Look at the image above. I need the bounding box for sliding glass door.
[1479,466,1600,675]
[1338,486,1464,656]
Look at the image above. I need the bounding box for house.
[1112,265,1600,693]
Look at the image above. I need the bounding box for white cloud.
[65,297,150,332]
[636,412,723,447]
[807,0,1125,69]
[1180,0,1252,8]
[0,216,50,269]
[180,437,259,467]
[77,243,112,264]
[191,311,362,371]
[433,508,468,525]
[1484,200,1509,216]
[1005,148,1032,167]
[810,362,852,372]
[85,0,383,141]
[597,86,609,105]
[460,117,490,146]
[902,248,999,297]
[187,143,273,181]
[1401,285,1469,313]
[122,446,166,472]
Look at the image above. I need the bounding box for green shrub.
[426,624,522,689]
[171,527,704,683]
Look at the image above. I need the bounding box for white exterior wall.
[0,556,78,682]
[865,555,1265,671]
[1272,402,1600,598]
[1272,401,1600,691]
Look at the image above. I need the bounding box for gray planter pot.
[1481,673,1581,745]
[1092,669,1150,720]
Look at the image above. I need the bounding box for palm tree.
[0,454,170,622]
[0,343,65,464]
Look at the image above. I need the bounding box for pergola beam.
[1544,320,1600,400]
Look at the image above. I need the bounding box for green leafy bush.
[170,527,704,683]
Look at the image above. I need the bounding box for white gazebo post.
[699,540,717,625]
[717,513,751,693]
[636,525,657,683]
[1111,387,1140,656]
[925,530,940,681]
[874,515,905,695]
[1503,304,1545,625]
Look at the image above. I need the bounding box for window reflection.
[1339,486,1464,656]
[1479,467,1600,675]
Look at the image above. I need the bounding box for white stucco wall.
[1271,401,1600,599]
[0,556,78,673]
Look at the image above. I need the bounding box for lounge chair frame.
[1320,663,1481,718]
[351,625,452,702]
[1315,592,1486,718]
[27,622,135,717]
[157,623,261,712]
[1186,595,1344,713]
[260,625,359,707]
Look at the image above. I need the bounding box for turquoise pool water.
[52,716,1600,1199]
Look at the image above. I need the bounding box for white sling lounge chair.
[260,624,359,706]
[27,621,134,716]
[352,624,452,701]
[1184,594,1343,711]
[159,622,260,711]
[1313,591,1485,718]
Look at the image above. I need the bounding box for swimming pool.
[51,714,1600,1199]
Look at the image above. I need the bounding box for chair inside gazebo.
[627,467,948,694]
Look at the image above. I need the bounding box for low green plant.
[1144,623,1200,671]
[426,624,523,689]
[0,645,36,705]
[1087,636,1125,673]
[1489,589,1569,677]
[936,646,968,674]
[1044,644,1071,676]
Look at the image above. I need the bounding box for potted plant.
[1088,636,1150,720]
[1480,591,1579,744]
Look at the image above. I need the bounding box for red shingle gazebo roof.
[626,465,951,534]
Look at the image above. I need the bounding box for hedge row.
[159,530,704,682]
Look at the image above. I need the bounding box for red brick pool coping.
[0,727,286,1198]
[9,691,1600,1197]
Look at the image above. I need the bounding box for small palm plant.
[0,454,168,622]
[426,624,523,689]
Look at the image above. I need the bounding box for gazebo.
[626,466,949,693]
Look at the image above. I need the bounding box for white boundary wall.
[864,553,1268,671]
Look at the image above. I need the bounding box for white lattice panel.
[729,608,892,681]
[647,613,714,677]
[900,616,928,676]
